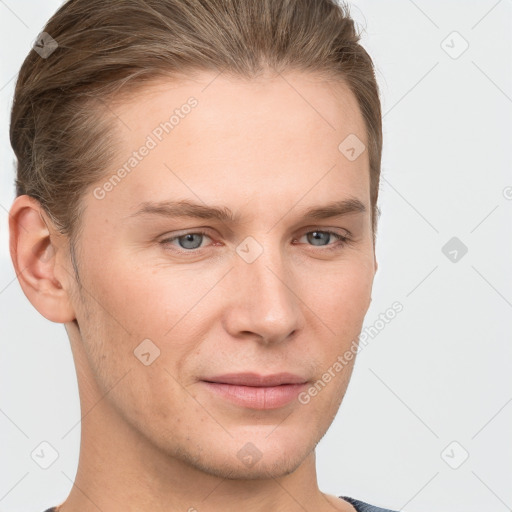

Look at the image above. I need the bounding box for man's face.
[64,71,377,478]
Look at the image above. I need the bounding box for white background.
[1,1,511,511]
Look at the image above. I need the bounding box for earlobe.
[8,195,77,323]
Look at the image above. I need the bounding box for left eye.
[161,231,212,251]
[297,230,347,247]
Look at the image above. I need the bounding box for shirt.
[43,496,399,512]
[339,496,400,511]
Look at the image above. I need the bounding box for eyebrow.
[128,197,366,223]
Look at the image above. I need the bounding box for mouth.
[202,372,308,387]
[200,372,309,410]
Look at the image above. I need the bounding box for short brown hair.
[10,0,382,246]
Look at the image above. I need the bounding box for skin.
[9,70,378,512]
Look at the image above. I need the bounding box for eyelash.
[159,228,352,255]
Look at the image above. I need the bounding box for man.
[8,0,398,510]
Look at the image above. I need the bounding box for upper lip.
[202,372,308,387]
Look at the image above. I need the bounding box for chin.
[191,450,307,481]
[183,430,315,480]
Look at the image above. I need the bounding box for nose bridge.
[228,234,302,341]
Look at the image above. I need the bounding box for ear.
[8,195,77,323]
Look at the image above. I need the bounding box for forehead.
[93,70,370,221]
[113,70,367,145]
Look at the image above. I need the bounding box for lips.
[200,372,309,409]
[201,372,308,387]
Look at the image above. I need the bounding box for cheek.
[85,257,180,340]
[74,263,198,428]
[301,259,373,327]
[78,257,211,387]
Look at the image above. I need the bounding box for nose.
[222,241,304,345]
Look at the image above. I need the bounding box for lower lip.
[201,382,308,410]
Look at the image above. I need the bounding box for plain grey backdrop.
[1,1,511,511]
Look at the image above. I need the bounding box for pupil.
[308,231,328,246]
[181,233,202,249]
